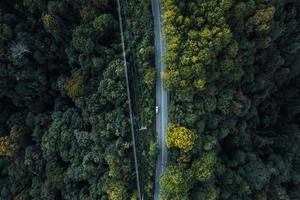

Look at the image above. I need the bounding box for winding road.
[152,0,168,199]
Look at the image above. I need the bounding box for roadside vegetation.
[121,0,156,199]
[160,0,300,199]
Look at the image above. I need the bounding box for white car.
[155,106,159,114]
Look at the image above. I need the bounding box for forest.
[160,0,300,200]
[1,0,300,200]
[0,0,155,199]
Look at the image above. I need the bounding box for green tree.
[64,75,85,99]
[192,152,217,182]
[0,136,15,157]
[103,180,128,200]
[93,14,115,34]
[166,123,197,152]
[160,164,193,200]
[143,68,156,89]
[42,13,60,34]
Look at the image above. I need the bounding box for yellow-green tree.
[105,154,121,178]
[0,125,23,157]
[0,136,15,157]
[143,68,156,89]
[192,152,217,182]
[64,75,84,99]
[246,6,276,34]
[166,123,196,152]
[104,181,128,200]
[194,79,206,91]
[42,14,60,34]
[160,164,193,200]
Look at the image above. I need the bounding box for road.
[152,0,168,199]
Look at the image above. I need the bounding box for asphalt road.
[152,0,168,199]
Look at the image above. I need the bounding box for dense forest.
[160,0,300,200]
[0,0,155,199]
[1,0,300,200]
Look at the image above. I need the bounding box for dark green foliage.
[1,0,300,199]
[0,0,155,199]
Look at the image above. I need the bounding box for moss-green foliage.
[93,14,115,33]
[143,68,156,89]
[71,25,95,53]
[160,165,193,200]
[0,136,15,157]
[192,152,217,182]
[42,14,60,34]
[103,181,128,200]
[246,6,275,34]
[64,75,84,99]
[194,79,206,91]
[161,0,300,199]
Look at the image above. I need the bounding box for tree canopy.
[0,0,155,199]
[160,0,300,199]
